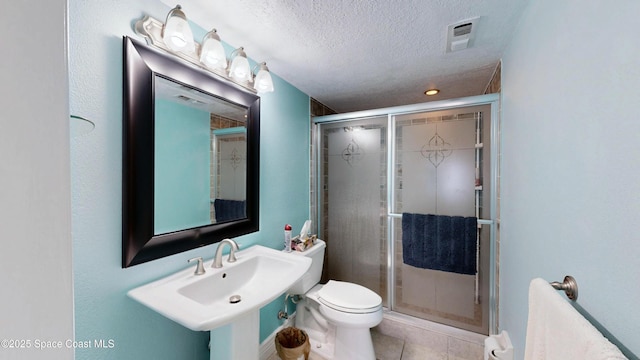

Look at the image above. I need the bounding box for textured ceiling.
[160,0,529,113]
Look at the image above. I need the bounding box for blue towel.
[402,213,477,275]
[214,199,246,222]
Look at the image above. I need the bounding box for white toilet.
[288,239,383,360]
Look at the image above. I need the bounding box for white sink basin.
[128,244,311,331]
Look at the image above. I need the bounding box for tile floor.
[268,329,484,360]
[371,330,482,360]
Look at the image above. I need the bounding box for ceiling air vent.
[454,23,473,37]
[446,17,480,52]
[176,94,205,105]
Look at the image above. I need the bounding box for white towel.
[524,278,627,360]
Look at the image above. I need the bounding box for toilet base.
[307,331,334,360]
[333,326,376,360]
[302,323,375,360]
[295,295,379,360]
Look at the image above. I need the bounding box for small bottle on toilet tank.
[284,224,292,252]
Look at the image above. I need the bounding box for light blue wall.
[500,1,640,358]
[69,1,310,359]
[155,99,211,234]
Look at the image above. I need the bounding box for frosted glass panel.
[320,118,387,303]
[396,116,476,216]
[393,107,491,334]
[215,135,246,200]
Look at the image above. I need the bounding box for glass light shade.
[253,63,274,93]
[228,48,252,82]
[199,29,227,70]
[162,5,195,54]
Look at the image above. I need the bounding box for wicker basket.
[274,327,311,360]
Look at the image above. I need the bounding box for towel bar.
[550,275,578,301]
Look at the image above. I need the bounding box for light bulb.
[229,48,251,82]
[162,5,195,54]
[199,29,227,70]
[253,63,274,93]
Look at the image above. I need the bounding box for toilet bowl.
[288,240,383,360]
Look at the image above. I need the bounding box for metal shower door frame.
[314,93,500,334]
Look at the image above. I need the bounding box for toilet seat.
[317,280,382,314]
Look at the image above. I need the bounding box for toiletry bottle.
[284,224,292,252]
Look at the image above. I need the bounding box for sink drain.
[229,295,241,304]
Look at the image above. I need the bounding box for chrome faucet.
[213,238,239,268]
[187,257,206,275]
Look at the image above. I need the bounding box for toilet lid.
[317,280,382,313]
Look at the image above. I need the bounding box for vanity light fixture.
[133,6,275,94]
[425,89,440,96]
[162,5,195,54]
[228,47,252,83]
[199,29,227,71]
[252,62,274,93]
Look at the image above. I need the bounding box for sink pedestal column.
[209,310,259,360]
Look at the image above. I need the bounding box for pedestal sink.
[128,244,312,359]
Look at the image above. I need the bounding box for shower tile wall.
[310,98,337,238]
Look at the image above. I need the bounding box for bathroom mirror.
[123,37,260,267]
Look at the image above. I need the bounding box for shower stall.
[313,94,499,335]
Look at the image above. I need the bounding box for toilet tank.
[287,239,326,294]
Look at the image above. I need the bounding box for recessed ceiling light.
[424,89,440,96]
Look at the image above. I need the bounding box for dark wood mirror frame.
[123,36,260,267]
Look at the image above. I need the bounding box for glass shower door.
[318,116,388,305]
[316,99,496,335]
[392,105,491,334]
